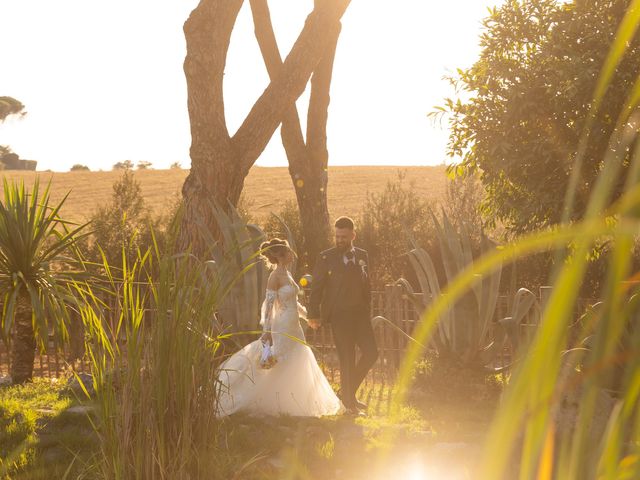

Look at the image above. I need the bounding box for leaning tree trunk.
[251,0,341,267]
[180,0,350,256]
[11,298,36,384]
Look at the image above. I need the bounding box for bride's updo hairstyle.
[260,238,290,267]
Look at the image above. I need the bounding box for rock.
[65,372,95,398]
[65,405,96,416]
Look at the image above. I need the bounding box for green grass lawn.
[0,378,98,480]
[0,360,501,480]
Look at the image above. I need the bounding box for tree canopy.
[0,96,24,122]
[442,0,640,234]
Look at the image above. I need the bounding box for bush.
[262,199,305,273]
[85,170,161,269]
[70,164,90,171]
[355,172,439,288]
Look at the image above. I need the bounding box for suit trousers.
[330,307,379,407]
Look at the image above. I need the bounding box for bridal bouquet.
[259,340,277,369]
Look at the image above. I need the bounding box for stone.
[65,372,95,398]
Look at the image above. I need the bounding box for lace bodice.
[275,283,299,310]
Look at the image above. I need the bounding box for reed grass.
[78,237,228,479]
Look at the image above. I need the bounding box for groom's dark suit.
[308,247,379,409]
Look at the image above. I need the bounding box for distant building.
[0,152,37,171]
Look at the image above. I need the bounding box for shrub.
[262,199,305,272]
[355,172,439,288]
[70,164,90,171]
[85,170,160,269]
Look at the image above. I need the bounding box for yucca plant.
[0,178,89,384]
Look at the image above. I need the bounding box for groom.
[307,216,379,413]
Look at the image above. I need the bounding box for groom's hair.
[334,216,355,230]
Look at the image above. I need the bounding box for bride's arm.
[260,272,280,343]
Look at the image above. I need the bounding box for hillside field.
[0,165,447,224]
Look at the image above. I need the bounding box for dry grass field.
[0,165,447,224]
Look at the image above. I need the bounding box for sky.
[0,0,504,172]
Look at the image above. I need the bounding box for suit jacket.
[307,247,371,324]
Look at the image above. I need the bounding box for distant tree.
[70,164,90,171]
[137,160,153,170]
[0,96,25,122]
[1,97,25,164]
[170,161,182,170]
[113,160,134,170]
[442,0,640,234]
[180,0,350,255]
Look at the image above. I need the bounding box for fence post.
[384,283,403,372]
[539,286,553,314]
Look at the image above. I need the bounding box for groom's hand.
[308,318,321,330]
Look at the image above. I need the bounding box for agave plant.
[207,202,297,333]
[0,178,89,384]
[400,210,539,368]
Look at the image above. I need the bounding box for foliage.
[442,172,486,246]
[400,211,518,367]
[442,0,640,234]
[391,4,640,475]
[169,161,182,169]
[79,236,225,479]
[0,97,25,122]
[69,164,90,172]
[0,178,89,383]
[356,172,439,287]
[136,160,152,170]
[208,202,268,333]
[86,170,160,270]
[111,160,133,170]
[262,199,305,271]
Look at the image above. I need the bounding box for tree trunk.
[11,299,36,384]
[180,0,350,256]
[251,0,343,267]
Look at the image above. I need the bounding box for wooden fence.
[0,284,593,383]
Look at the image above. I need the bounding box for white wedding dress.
[216,280,344,417]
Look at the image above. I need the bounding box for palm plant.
[0,178,89,384]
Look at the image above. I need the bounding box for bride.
[216,238,344,417]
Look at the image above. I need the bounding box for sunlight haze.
[0,0,504,171]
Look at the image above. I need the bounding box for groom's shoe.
[344,405,366,416]
[337,390,368,413]
[354,399,368,411]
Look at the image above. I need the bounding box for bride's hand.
[307,319,321,330]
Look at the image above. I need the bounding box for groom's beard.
[336,242,352,253]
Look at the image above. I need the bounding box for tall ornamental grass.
[388,2,640,479]
[78,238,229,480]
